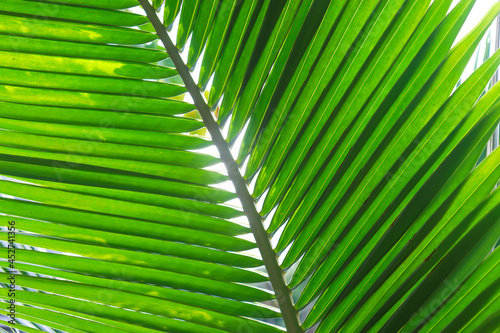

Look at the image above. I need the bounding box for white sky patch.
[452,0,497,42]
[448,1,498,82]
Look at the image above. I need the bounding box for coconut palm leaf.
[0,0,499,332]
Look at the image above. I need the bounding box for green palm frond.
[0,0,499,332]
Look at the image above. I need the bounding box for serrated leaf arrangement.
[0,0,499,332]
